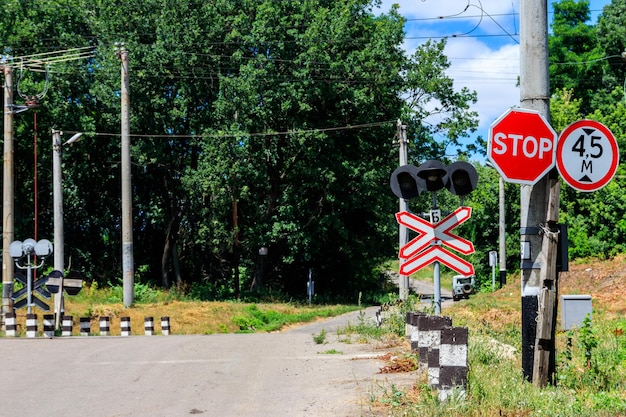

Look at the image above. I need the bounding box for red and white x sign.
[396,206,474,259]
[400,246,475,277]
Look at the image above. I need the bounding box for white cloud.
[444,39,520,130]
[379,0,518,19]
[377,0,521,148]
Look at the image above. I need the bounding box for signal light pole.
[390,160,478,314]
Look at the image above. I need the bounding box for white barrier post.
[62,315,73,336]
[43,314,55,338]
[99,316,110,336]
[5,313,17,337]
[79,317,91,336]
[160,316,170,335]
[121,317,131,336]
[26,314,38,338]
[144,317,154,336]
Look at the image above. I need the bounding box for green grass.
[312,328,327,344]
[319,349,343,354]
[339,289,626,417]
[2,282,361,336]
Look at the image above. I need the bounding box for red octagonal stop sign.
[488,108,557,185]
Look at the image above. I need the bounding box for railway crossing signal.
[390,160,478,314]
[396,208,475,277]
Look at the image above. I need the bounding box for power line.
[64,120,396,141]
[553,54,622,65]
[2,46,95,71]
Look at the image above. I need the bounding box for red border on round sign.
[556,120,619,192]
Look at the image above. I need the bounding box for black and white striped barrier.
[144,317,154,335]
[5,313,17,337]
[406,312,469,401]
[62,316,73,336]
[3,314,172,337]
[80,317,91,336]
[161,316,170,335]
[414,315,452,371]
[407,311,425,345]
[26,314,38,338]
[99,316,110,336]
[121,317,131,336]
[436,326,468,400]
[43,314,55,338]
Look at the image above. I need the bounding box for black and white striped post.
[79,317,91,336]
[120,317,131,336]
[415,315,452,371]
[62,316,73,336]
[5,313,17,337]
[437,326,469,401]
[43,314,55,338]
[144,317,154,336]
[26,313,38,338]
[160,316,170,335]
[407,312,426,350]
[99,316,110,336]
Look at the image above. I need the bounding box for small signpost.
[9,239,53,313]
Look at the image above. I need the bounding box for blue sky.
[375,0,612,159]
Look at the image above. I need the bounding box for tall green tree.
[1,0,480,300]
[596,0,626,102]
[548,0,604,115]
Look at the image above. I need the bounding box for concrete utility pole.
[2,66,15,324]
[52,129,64,327]
[52,129,82,329]
[119,45,134,307]
[519,0,558,383]
[397,120,409,301]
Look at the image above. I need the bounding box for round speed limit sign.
[556,120,619,192]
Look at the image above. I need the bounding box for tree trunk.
[161,205,184,288]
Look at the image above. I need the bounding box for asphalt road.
[0,307,415,417]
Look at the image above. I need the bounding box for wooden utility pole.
[533,174,560,387]
[519,0,555,382]
[119,45,134,307]
[2,65,15,324]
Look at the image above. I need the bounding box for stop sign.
[488,108,557,185]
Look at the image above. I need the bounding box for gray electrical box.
[561,295,592,330]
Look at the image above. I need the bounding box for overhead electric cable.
[553,55,622,65]
[64,120,396,140]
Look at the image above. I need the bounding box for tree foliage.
[0,0,480,301]
[549,0,626,260]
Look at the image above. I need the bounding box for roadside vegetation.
[339,265,626,417]
[1,280,359,336]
